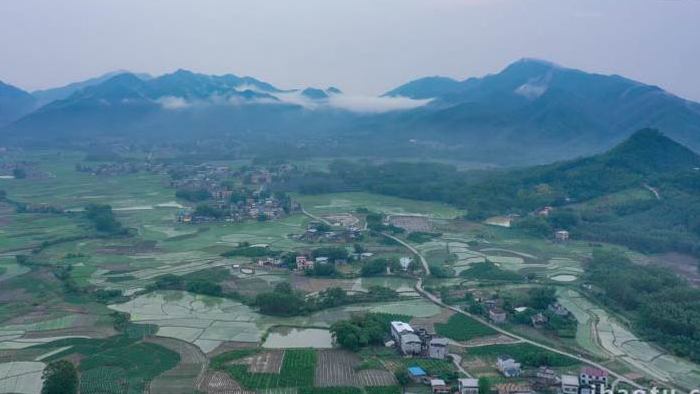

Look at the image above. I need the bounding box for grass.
[466,343,579,367]
[218,348,317,389]
[435,313,497,341]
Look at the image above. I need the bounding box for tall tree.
[42,360,78,394]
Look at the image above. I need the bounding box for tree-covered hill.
[309,129,700,255]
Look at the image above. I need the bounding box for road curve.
[301,207,333,227]
[381,232,431,276]
[414,277,643,389]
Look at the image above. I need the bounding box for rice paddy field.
[294,192,464,219]
[2,152,700,392]
[556,289,700,389]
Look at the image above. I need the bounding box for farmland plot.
[558,289,700,389]
[314,350,396,387]
[110,291,443,351]
[0,361,45,394]
[145,336,208,394]
[79,366,128,394]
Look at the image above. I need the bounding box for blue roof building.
[408,366,427,378]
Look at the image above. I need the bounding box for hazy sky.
[1,0,700,100]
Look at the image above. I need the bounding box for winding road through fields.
[384,231,644,390]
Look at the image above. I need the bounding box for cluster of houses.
[74,162,152,176]
[490,356,609,394]
[176,191,296,224]
[296,224,362,243]
[479,293,571,328]
[389,321,449,359]
[409,361,610,394]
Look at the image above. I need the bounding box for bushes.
[330,313,410,351]
[221,245,280,257]
[84,204,125,234]
[361,259,389,277]
[460,261,522,282]
[42,360,78,394]
[407,232,441,243]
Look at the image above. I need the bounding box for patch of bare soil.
[410,308,454,333]
[233,350,284,373]
[651,252,700,287]
[315,349,396,387]
[461,334,520,347]
[96,240,159,254]
[0,203,13,225]
[206,341,258,358]
[0,288,29,303]
[146,336,208,394]
[388,215,432,232]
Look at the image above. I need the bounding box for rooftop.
[459,378,479,387]
[582,367,608,377]
[391,321,414,333]
[408,366,427,376]
[562,375,579,386]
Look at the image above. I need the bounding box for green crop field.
[435,314,496,341]
[36,336,180,393]
[219,348,317,389]
[365,387,402,394]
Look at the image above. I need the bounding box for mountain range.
[2,59,700,164]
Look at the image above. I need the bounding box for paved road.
[385,231,644,389]
[301,207,333,226]
[413,277,642,389]
[382,232,431,275]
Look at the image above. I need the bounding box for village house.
[531,312,548,328]
[555,230,570,241]
[548,302,570,317]
[561,375,580,394]
[399,256,413,271]
[489,308,507,324]
[580,367,608,394]
[390,321,422,355]
[535,366,558,385]
[484,299,498,310]
[407,366,427,384]
[296,256,313,270]
[428,337,449,360]
[430,379,450,394]
[496,356,522,377]
[458,378,479,394]
[536,206,554,217]
[256,257,281,267]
